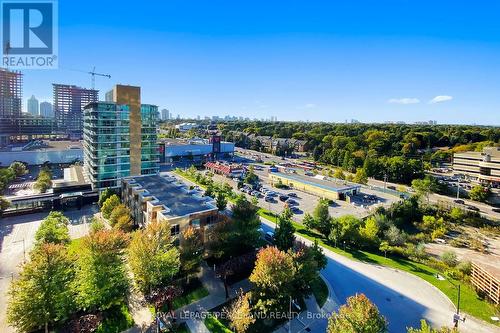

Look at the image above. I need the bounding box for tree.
[216,192,228,211]
[353,168,368,184]
[303,212,317,231]
[98,188,114,207]
[128,220,180,292]
[9,161,27,177]
[228,291,255,333]
[333,169,345,180]
[407,319,458,333]
[180,226,204,282]
[7,243,75,333]
[0,196,10,214]
[469,185,490,202]
[411,177,436,203]
[330,215,362,246]
[358,216,380,247]
[441,250,458,267]
[231,195,261,255]
[327,293,387,333]
[274,208,296,251]
[35,211,70,246]
[384,225,406,246]
[109,204,132,230]
[313,198,332,237]
[34,167,52,193]
[101,194,120,219]
[379,241,390,257]
[73,229,129,311]
[291,243,321,298]
[249,247,296,314]
[205,217,234,259]
[311,239,327,271]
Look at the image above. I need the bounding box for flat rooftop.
[272,172,361,193]
[129,174,216,217]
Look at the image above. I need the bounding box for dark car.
[288,192,298,197]
[492,208,500,213]
[467,205,480,212]
[453,199,465,205]
[290,206,301,214]
[285,198,298,206]
[279,195,289,202]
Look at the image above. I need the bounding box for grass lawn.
[311,276,329,308]
[257,209,500,326]
[204,315,232,333]
[172,279,209,310]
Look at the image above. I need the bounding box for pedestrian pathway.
[175,263,253,332]
[273,273,340,333]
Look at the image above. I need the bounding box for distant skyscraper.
[27,95,39,116]
[161,108,170,120]
[40,102,53,117]
[53,84,98,139]
[0,68,22,146]
[83,85,159,189]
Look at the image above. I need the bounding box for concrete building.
[53,84,98,139]
[27,95,39,116]
[0,68,22,147]
[0,140,82,165]
[453,147,500,187]
[269,172,361,200]
[121,174,218,239]
[40,101,53,117]
[83,85,159,190]
[161,108,170,120]
[175,122,197,132]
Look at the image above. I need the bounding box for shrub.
[441,250,458,267]
[456,261,472,276]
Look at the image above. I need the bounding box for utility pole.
[456,182,460,199]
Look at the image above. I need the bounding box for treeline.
[220,121,500,184]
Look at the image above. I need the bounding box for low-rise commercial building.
[205,161,245,178]
[269,172,361,200]
[159,137,235,164]
[121,174,218,241]
[453,147,500,187]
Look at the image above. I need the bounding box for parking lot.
[209,167,398,222]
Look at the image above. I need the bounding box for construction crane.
[88,67,111,90]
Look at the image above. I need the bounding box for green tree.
[327,293,387,333]
[0,196,10,214]
[333,169,345,180]
[7,243,75,333]
[358,216,380,247]
[216,192,228,211]
[330,215,362,246]
[231,195,261,255]
[180,226,204,282]
[98,188,114,207]
[34,167,52,193]
[353,168,368,184]
[128,220,180,293]
[101,194,120,219]
[109,204,132,227]
[313,198,332,237]
[311,239,327,270]
[73,229,129,311]
[379,241,390,257]
[274,207,296,251]
[407,319,458,333]
[469,185,490,202]
[303,212,317,231]
[9,161,27,177]
[35,211,70,246]
[384,225,406,246]
[411,177,436,203]
[441,250,458,267]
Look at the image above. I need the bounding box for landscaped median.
[257,208,499,326]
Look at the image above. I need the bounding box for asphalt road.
[260,220,499,333]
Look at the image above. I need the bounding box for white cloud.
[387,98,420,105]
[429,95,453,104]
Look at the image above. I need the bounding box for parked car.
[290,206,301,214]
[453,199,465,205]
[279,195,289,202]
[264,196,275,203]
[264,231,275,243]
[492,208,500,213]
[251,191,262,198]
[467,205,480,212]
[288,192,298,197]
[266,191,277,197]
[285,198,298,206]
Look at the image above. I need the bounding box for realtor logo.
[1,0,58,69]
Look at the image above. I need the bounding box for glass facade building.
[83,101,159,189]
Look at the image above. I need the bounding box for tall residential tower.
[0,68,22,146]
[83,85,159,190]
[53,84,98,139]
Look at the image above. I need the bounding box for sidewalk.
[175,263,252,332]
[273,273,340,333]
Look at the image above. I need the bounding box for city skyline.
[16,0,500,125]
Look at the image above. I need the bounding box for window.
[191,219,201,228]
[171,224,180,235]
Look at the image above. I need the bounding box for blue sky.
[22,0,500,124]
